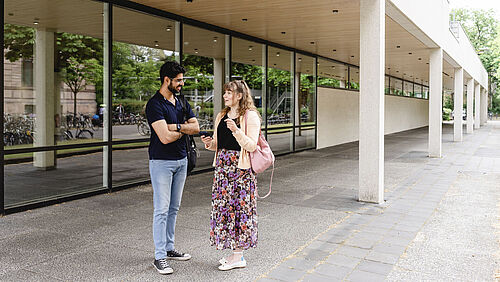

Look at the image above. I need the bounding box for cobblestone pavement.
[0,123,499,281]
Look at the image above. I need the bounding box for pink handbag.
[245,112,274,199]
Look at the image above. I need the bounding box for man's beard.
[168,82,181,94]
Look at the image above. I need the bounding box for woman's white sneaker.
[218,257,247,271]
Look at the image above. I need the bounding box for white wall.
[317,87,429,149]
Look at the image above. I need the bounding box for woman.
[201,80,261,271]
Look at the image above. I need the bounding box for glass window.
[385,76,390,94]
[295,54,316,150]
[267,47,293,154]
[231,37,264,126]
[392,78,403,95]
[423,86,429,99]
[403,81,413,97]
[414,84,423,98]
[349,66,359,90]
[182,24,226,170]
[317,58,347,89]
[4,0,106,207]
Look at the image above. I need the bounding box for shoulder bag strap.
[245,111,273,199]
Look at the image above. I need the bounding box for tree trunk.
[73,91,78,127]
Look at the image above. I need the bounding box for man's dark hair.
[160,61,186,84]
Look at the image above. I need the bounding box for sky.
[449,0,500,20]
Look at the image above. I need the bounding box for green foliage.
[232,63,264,89]
[443,108,452,121]
[318,77,341,88]
[113,99,147,114]
[453,8,500,114]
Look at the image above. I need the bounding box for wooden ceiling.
[5,0,457,89]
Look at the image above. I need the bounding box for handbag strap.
[245,111,273,199]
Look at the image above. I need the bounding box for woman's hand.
[201,135,213,146]
[225,118,239,132]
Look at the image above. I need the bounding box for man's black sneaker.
[167,250,192,261]
[152,258,173,274]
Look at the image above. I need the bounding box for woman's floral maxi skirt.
[210,149,258,250]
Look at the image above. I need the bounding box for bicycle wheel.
[138,122,150,136]
[76,129,94,139]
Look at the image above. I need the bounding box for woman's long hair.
[222,80,261,119]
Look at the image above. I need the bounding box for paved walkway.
[0,122,499,281]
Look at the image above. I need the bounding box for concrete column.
[225,34,230,83]
[34,28,55,169]
[474,83,480,129]
[359,0,385,203]
[428,48,443,158]
[453,67,463,142]
[174,21,181,63]
[466,78,474,134]
[103,3,110,188]
[262,45,267,128]
[481,88,488,125]
[213,58,224,119]
[290,52,295,152]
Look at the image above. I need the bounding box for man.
[145,61,199,275]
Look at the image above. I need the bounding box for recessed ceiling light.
[248,46,253,51]
[351,56,354,58]
[8,13,13,16]
[276,52,280,57]
[242,18,248,21]
[154,41,159,47]
[213,37,218,43]
[184,42,189,45]
[396,71,399,73]
[332,66,335,69]
[408,52,412,55]
[388,68,391,70]
[252,59,256,62]
[332,9,339,14]
[281,31,286,35]
[186,0,193,2]
[426,63,429,65]
[194,48,198,54]
[310,41,315,45]
[418,58,422,60]
[33,18,40,25]
[166,26,172,32]
[273,63,277,66]
[396,45,401,48]
[332,49,336,52]
[307,70,310,72]
[298,58,302,61]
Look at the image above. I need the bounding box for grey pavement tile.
[267,264,306,282]
[344,236,378,249]
[335,245,370,259]
[365,251,401,265]
[325,253,362,268]
[280,257,318,271]
[300,247,332,262]
[372,242,408,255]
[348,269,386,282]
[392,223,422,233]
[356,259,395,276]
[316,234,347,244]
[257,278,282,282]
[385,229,417,240]
[313,263,352,279]
[306,240,341,253]
[302,272,340,282]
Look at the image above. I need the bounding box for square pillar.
[213,58,225,120]
[359,0,385,204]
[466,78,474,134]
[34,28,55,169]
[429,48,443,158]
[481,88,488,125]
[474,83,480,129]
[453,67,463,142]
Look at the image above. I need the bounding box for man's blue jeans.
[149,158,187,260]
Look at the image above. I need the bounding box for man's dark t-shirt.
[145,91,195,160]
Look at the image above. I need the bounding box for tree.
[452,8,500,114]
[61,57,101,122]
